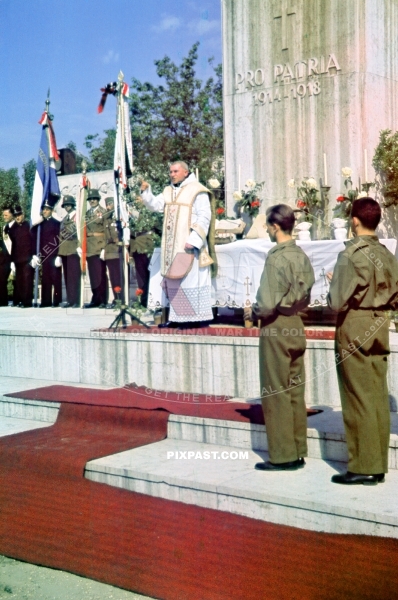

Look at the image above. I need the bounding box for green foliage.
[66,141,91,173]
[21,159,36,216]
[0,168,21,228]
[128,198,163,255]
[83,129,116,171]
[129,42,223,188]
[373,129,398,206]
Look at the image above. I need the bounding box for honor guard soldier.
[104,197,122,304]
[8,206,33,308]
[58,195,81,308]
[85,189,108,308]
[31,194,62,308]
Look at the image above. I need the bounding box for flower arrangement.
[372,129,398,206]
[289,177,321,222]
[233,179,264,217]
[128,288,146,318]
[332,167,359,219]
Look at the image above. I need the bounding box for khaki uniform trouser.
[335,309,390,474]
[259,314,308,464]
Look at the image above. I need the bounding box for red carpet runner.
[0,395,397,599]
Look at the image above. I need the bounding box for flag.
[76,174,90,274]
[113,80,133,224]
[30,111,61,226]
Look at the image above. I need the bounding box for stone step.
[2,391,398,469]
[84,438,398,539]
[168,410,398,470]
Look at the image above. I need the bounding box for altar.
[147,238,397,311]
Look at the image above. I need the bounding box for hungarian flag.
[30,111,61,226]
[76,173,90,274]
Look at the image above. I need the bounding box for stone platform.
[1,307,398,409]
[1,381,398,539]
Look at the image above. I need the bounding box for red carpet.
[0,396,397,598]
[7,384,321,424]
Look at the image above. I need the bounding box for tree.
[83,129,116,172]
[65,141,91,174]
[129,43,223,189]
[0,168,21,216]
[21,159,36,216]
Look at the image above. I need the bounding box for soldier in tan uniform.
[328,197,398,485]
[58,195,81,307]
[252,204,315,471]
[103,197,122,301]
[85,189,108,308]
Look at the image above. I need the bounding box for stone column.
[222,0,398,217]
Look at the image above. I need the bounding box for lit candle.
[364,149,368,182]
[323,153,328,186]
[195,168,199,181]
[238,164,241,190]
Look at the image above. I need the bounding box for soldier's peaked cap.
[105,196,114,205]
[87,189,100,200]
[42,192,61,210]
[62,195,76,207]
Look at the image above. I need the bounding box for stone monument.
[222,0,398,218]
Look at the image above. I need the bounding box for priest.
[141,161,215,328]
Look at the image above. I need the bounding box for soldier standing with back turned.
[328,197,398,485]
[252,204,315,472]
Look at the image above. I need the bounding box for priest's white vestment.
[142,173,213,323]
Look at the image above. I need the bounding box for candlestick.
[364,149,368,182]
[323,153,328,186]
[238,164,241,191]
[358,177,361,192]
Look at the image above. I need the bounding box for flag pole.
[78,160,89,308]
[33,93,50,307]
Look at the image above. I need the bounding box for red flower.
[136,288,144,296]
[250,200,260,208]
[297,199,306,209]
[114,286,122,293]
[336,195,345,203]
[216,207,225,215]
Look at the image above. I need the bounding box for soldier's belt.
[87,233,105,237]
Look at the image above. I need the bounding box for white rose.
[208,178,220,189]
[357,191,368,198]
[245,179,256,189]
[287,179,295,189]
[306,177,317,190]
[233,191,243,201]
[342,167,352,178]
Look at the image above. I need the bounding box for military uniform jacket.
[253,239,315,320]
[104,211,120,260]
[31,217,61,259]
[328,235,398,312]
[85,206,106,257]
[9,221,32,264]
[58,212,79,256]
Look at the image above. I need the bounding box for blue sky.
[0,0,222,180]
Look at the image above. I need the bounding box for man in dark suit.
[0,207,14,306]
[8,206,33,307]
[31,197,62,307]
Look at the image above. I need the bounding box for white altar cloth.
[147,238,397,310]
